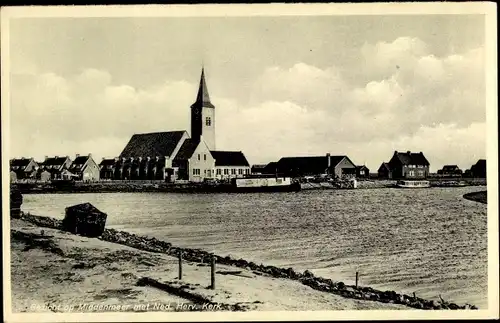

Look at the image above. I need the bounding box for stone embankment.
[18,212,478,311]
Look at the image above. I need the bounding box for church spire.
[195,67,213,107]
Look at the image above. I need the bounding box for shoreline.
[13,212,479,311]
[11,178,487,194]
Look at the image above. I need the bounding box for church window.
[204,154,206,161]
[217,169,221,175]
[198,154,200,161]
[245,169,250,174]
[193,169,201,175]
[231,169,236,175]
[224,169,229,175]
[238,169,243,175]
[206,117,211,126]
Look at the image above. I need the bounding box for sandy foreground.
[10,218,410,313]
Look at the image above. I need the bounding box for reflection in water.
[21,187,488,308]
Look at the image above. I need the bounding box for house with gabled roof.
[437,165,463,177]
[387,150,430,179]
[356,165,370,179]
[172,138,216,182]
[377,162,392,179]
[39,156,72,180]
[68,154,100,182]
[10,157,39,181]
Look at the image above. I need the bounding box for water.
[20,187,488,308]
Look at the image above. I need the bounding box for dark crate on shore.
[63,203,107,237]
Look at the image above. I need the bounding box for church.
[100,69,251,182]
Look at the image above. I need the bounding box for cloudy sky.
[7,12,488,171]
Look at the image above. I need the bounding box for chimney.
[407,151,411,155]
[44,156,48,161]
[55,155,59,158]
[88,153,92,157]
[76,154,80,158]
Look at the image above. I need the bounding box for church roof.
[119,131,186,158]
[173,139,199,161]
[192,68,215,109]
[210,151,250,167]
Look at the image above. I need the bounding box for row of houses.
[251,151,429,180]
[376,153,486,179]
[10,154,100,182]
[251,150,486,181]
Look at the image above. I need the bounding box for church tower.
[190,68,216,150]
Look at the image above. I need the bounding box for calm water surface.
[21,187,488,308]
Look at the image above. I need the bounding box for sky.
[7,13,488,172]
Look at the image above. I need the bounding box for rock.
[303,270,314,278]
[336,282,345,290]
[62,203,107,238]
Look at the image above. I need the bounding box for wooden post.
[210,255,216,289]
[355,271,359,288]
[178,251,182,280]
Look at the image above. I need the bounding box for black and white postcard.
[2,3,498,322]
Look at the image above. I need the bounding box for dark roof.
[378,162,391,171]
[251,164,267,170]
[10,158,33,167]
[72,156,89,165]
[394,151,430,166]
[442,165,459,170]
[474,159,486,168]
[100,159,116,166]
[277,156,328,174]
[276,155,351,174]
[173,139,198,161]
[356,165,369,170]
[191,68,215,109]
[119,131,186,158]
[43,156,70,166]
[210,151,250,167]
[262,162,278,174]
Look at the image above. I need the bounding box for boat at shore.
[395,180,431,188]
[173,176,301,193]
